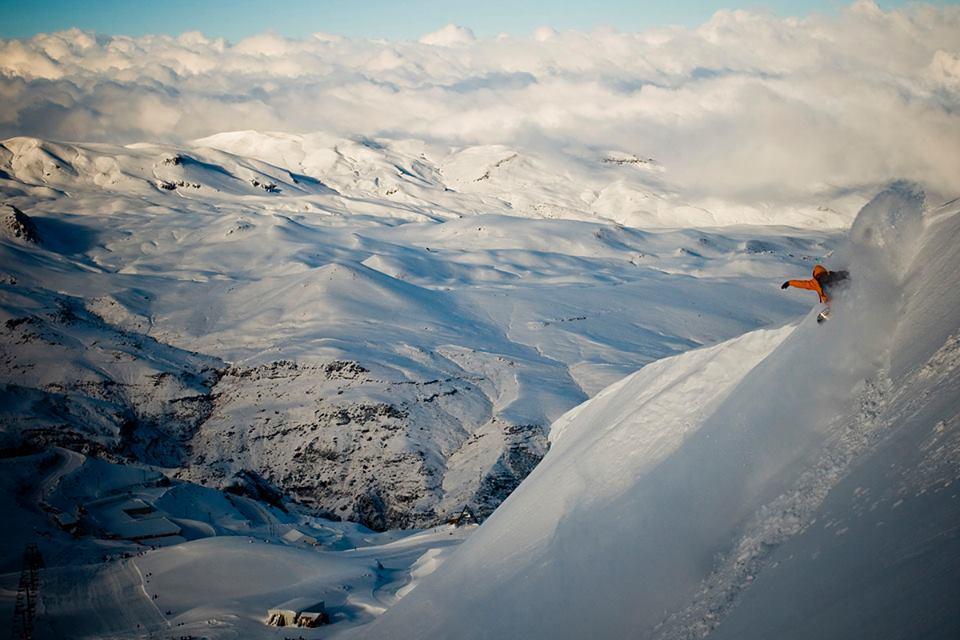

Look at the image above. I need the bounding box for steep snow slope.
[707,194,960,640]
[1,133,837,528]
[360,184,960,638]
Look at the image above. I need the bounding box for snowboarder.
[781,264,849,323]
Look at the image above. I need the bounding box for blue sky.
[0,0,955,41]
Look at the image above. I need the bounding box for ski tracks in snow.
[131,557,171,631]
[39,560,169,639]
[652,370,895,640]
[656,330,960,640]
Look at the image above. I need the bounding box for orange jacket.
[783,265,829,303]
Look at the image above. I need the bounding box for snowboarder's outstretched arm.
[781,278,826,302]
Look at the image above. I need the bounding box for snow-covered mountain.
[358,184,960,639]
[2,6,957,634]
[2,128,956,640]
[1,131,839,530]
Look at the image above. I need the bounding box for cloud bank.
[1,1,958,202]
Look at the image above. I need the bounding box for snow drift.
[359,183,960,639]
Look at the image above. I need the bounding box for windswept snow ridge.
[360,184,960,639]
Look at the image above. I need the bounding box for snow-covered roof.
[281,528,317,544]
[53,511,78,527]
[268,597,326,615]
[109,516,181,540]
[119,498,155,514]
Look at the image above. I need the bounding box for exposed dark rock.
[324,360,369,378]
[471,422,549,521]
[316,403,407,427]
[17,426,115,459]
[1,204,41,244]
[602,154,657,166]
[250,178,280,193]
[744,239,777,254]
[157,179,200,191]
[352,488,389,531]
[221,469,286,510]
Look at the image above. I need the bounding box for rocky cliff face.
[183,359,549,529]
[0,291,549,529]
[0,291,218,456]
[1,203,41,244]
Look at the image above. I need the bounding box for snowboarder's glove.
[781,281,790,289]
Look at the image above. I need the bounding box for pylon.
[10,543,43,640]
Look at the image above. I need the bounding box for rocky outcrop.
[183,359,505,531]
[1,204,40,244]
[0,291,223,465]
[0,290,551,531]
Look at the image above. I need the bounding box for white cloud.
[419,24,476,46]
[0,3,958,203]
[532,26,558,42]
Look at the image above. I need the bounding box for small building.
[281,528,318,546]
[53,510,79,533]
[87,496,182,542]
[119,498,155,517]
[448,505,478,527]
[266,597,328,628]
[111,516,182,541]
[296,609,328,628]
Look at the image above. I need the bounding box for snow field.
[1,133,838,528]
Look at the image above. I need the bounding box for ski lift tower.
[10,543,44,640]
